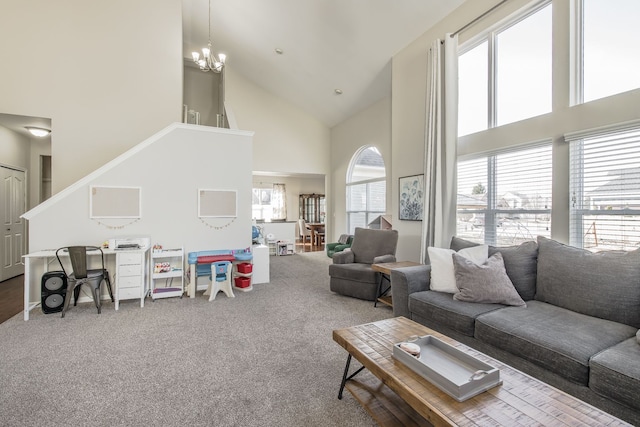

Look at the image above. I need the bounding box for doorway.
[0,165,26,281]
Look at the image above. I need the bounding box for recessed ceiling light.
[25,127,50,137]
[275,48,283,54]
[334,89,343,95]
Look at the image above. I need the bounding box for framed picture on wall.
[399,174,424,221]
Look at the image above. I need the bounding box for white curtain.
[420,34,459,263]
[272,183,287,220]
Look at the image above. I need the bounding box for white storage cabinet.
[115,250,148,310]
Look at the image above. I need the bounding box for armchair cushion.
[350,227,399,264]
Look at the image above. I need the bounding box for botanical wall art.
[399,174,424,221]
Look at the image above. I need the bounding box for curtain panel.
[420,35,459,263]
[272,183,287,220]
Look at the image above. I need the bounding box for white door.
[0,166,26,281]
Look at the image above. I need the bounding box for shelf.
[152,249,183,258]
[150,247,184,300]
[152,269,183,279]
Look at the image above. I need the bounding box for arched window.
[346,146,386,233]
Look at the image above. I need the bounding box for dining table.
[306,222,325,246]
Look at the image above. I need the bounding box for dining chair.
[298,219,312,244]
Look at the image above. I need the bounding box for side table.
[371,261,421,308]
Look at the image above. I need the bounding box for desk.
[371,261,420,307]
[306,223,325,246]
[22,247,150,320]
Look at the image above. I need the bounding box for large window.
[568,124,640,250]
[580,0,640,103]
[458,1,552,136]
[346,146,386,233]
[457,143,552,246]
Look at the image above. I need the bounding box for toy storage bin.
[237,263,253,274]
[234,277,251,288]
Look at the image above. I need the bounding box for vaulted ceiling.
[182,0,466,127]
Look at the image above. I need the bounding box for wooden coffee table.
[333,317,632,427]
[372,261,421,307]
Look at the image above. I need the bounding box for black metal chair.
[56,246,113,317]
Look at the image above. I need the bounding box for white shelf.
[151,247,184,300]
[277,241,294,256]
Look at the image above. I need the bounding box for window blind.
[457,142,552,246]
[568,124,640,250]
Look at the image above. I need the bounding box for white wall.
[0,126,29,172]
[330,97,391,242]
[391,0,640,261]
[225,67,331,176]
[24,125,253,254]
[0,0,183,192]
[183,65,222,127]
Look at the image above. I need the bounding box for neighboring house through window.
[457,143,552,246]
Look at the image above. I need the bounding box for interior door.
[0,165,26,281]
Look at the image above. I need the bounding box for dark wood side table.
[371,261,421,307]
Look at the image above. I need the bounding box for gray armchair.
[329,227,399,301]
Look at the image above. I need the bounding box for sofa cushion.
[450,237,538,300]
[428,245,488,293]
[475,300,637,385]
[590,337,640,412]
[638,329,640,344]
[452,252,526,306]
[409,290,505,337]
[535,236,640,328]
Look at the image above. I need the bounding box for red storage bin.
[234,277,251,288]
[237,263,253,274]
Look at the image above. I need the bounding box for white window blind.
[567,122,640,250]
[457,142,552,246]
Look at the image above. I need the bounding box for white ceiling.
[182,0,466,127]
[0,1,466,137]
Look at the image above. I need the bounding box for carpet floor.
[0,251,392,426]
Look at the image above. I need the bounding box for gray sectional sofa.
[391,236,640,425]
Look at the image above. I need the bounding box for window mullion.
[488,33,497,129]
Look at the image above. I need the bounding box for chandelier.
[191,0,226,73]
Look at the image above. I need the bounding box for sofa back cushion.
[535,236,640,328]
[450,237,538,300]
[350,227,399,264]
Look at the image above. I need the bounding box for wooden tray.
[392,335,501,402]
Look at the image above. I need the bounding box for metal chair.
[56,246,113,317]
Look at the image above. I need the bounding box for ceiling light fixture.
[191,0,226,73]
[275,48,283,55]
[25,127,50,137]
[335,89,343,95]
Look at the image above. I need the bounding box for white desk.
[22,247,149,320]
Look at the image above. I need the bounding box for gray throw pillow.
[452,252,526,306]
[450,236,538,300]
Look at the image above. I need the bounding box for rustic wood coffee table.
[333,316,631,427]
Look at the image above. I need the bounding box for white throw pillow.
[428,245,488,293]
